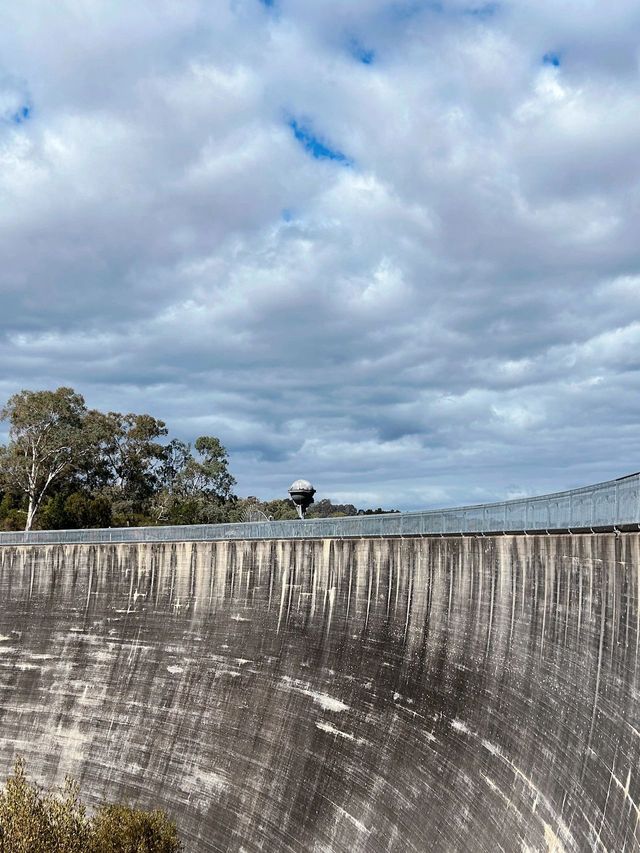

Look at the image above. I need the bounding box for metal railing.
[0,472,638,546]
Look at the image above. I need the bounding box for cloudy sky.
[1,1,639,510]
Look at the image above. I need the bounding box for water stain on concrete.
[0,534,638,852]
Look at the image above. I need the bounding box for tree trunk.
[25,496,35,532]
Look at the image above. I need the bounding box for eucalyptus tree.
[0,387,100,531]
[191,436,236,502]
[97,412,168,519]
[154,436,237,524]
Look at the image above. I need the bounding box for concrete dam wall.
[0,534,638,852]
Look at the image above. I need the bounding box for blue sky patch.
[349,37,375,65]
[3,102,31,126]
[12,104,31,124]
[543,52,561,67]
[289,119,352,165]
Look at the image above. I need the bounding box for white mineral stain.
[167,665,184,675]
[280,676,349,712]
[335,804,370,834]
[484,775,500,794]
[184,768,228,794]
[482,739,501,756]
[316,721,356,740]
[303,689,349,713]
[627,721,640,740]
[608,765,639,823]
[180,767,229,811]
[544,823,566,853]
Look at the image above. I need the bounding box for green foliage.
[262,498,298,520]
[88,805,181,853]
[0,388,237,531]
[192,437,236,502]
[0,490,24,531]
[0,759,181,853]
[0,388,95,531]
[305,499,398,518]
[0,510,24,532]
[0,758,89,853]
[154,436,237,525]
[40,492,113,531]
[100,412,168,499]
[307,498,358,518]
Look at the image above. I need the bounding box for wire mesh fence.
[0,473,638,545]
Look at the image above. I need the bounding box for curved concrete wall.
[0,534,638,851]
[1,472,639,545]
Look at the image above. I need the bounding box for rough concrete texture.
[0,534,638,852]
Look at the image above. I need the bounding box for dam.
[0,475,638,852]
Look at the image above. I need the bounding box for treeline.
[238,496,399,522]
[308,498,400,518]
[0,387,397,532]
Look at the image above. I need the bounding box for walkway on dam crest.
[0,471,639,545]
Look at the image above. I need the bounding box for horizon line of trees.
[0,387,398,532]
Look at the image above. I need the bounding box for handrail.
[0,472,638,545]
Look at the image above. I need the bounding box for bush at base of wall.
[0,758,182,853]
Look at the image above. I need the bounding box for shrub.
[0,759,181,853]
[88,805,181,853]
[0,757,88,853]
